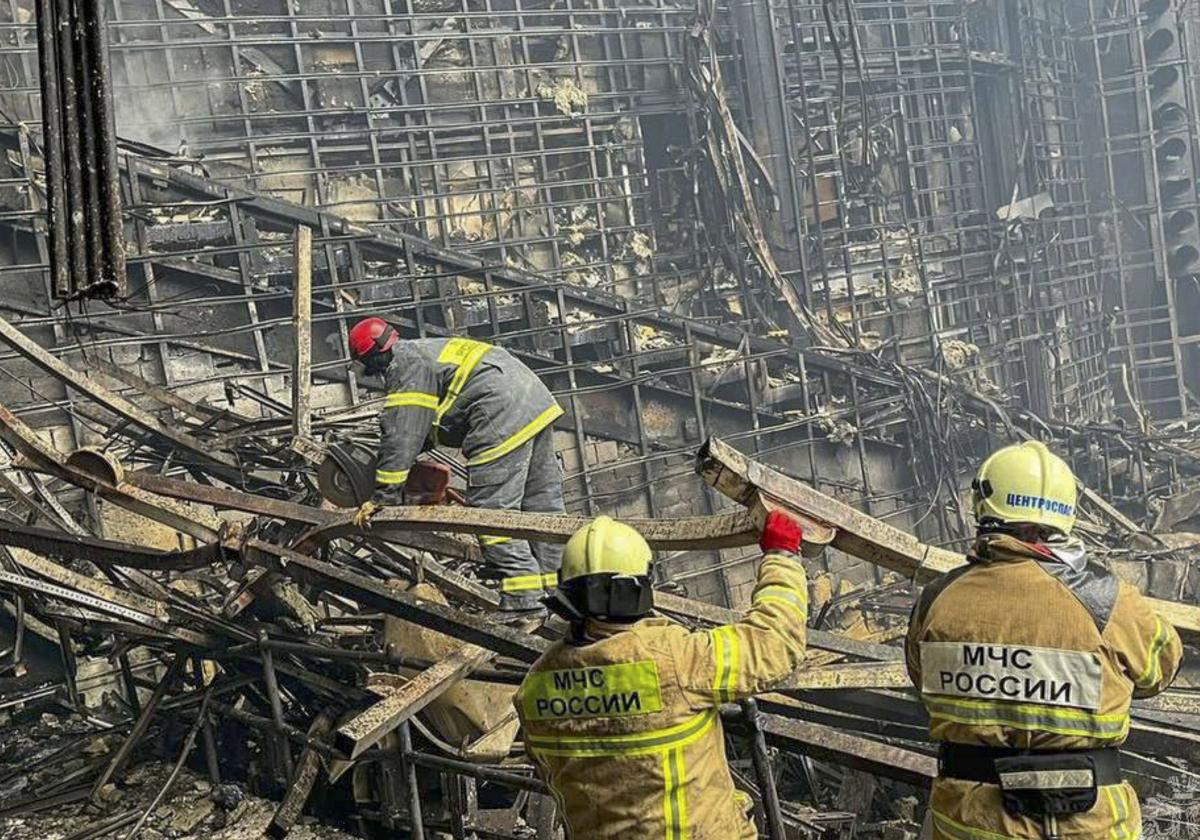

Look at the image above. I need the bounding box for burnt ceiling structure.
[0,1,1199,838]
[0,0,1194,596]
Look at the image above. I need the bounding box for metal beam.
[0,520,223,570]
[652,590,904,663]
[754,711,936,787]
[0,404,223,542]
[292,225,314,442]
[776,661,912,691]
[296,506,759,553]
[244,540,548,664]
[697,436,1200,635]
[266,710,336,840]
[0,314,246,479]
[336,641,496,759]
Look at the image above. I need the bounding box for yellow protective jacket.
[514,551,808,840]
[906,533,1182,840]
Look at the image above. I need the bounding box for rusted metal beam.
[697,437,1200,635]
[0,570,165,632]
[337,641,496,759]
[131,466,759,554]
[0,521,222,570]
[267,710,336,840]
[776,661,911,691]
[755,712,936,787]
[91,359,245,430]
[653,590,903,663]
[0,314,244,477]
[0,405,223,542]
[244,540,548,663]
[297,506,759,552]
[123,470,480,561]
[292,225,314,443]
[0,469,78,531]
[7,551,167,621]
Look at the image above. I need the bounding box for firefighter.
[514,511,808,839]
[347,317,565,614]
[907,440,1182,840]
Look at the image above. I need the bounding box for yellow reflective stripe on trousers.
[711,626,739,703]
[1135,616,1167,688]
[924,695,1129,739]
[384,391,439,410]
[435,338,491,425]
[1105,783,1135,840]
[529,713,713,840]
[467,403,564,466]
[376,469,410,485]
[931,809,1023,840]
[541,572,560,588]
[752,585,808,619]
[480,535,512,547]
[501,574,545,593]
[525,707,717,757]
[662,747,687,840]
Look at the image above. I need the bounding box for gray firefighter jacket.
[373,337,563,502]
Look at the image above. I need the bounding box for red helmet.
[348,317,398,360]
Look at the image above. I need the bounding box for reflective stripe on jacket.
[374,337,562,495]
[514,551,808,840]
[906,533,1182,839]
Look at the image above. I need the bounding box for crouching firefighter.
[907,441,1182,840]
[347,317,565,616]
[514,512,809,839]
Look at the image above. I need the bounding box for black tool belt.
[941,744,1121,825]
[940,744,1121,786]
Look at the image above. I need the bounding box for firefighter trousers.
[467,428,565,609]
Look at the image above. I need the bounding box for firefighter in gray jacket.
[348,317,565,613]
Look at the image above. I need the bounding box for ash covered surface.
[0,712,354,840]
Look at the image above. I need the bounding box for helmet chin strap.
[373,325,396,351]
[545,590,585,624]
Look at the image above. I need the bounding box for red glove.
[759,510,802,554]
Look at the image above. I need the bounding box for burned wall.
[0,0,1195,611]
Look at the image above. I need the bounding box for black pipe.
[34,0,69,298]
[740,699,787,840]
[403,749,549,795]
[259,631,296,782]
[50,0,88,293]
[82,0,125,296]
[70,0,106,296]
[35,0,126,301]
[399,723,427,839]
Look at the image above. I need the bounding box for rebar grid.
[0,0,1193,607]
[722,0,1110,425]
[1073,0,1200,421]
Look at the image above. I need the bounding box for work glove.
[352,500,381,528]
[759,510,802,555]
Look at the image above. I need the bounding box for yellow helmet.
[553,517,653,621]
[561,516,652,582]
[972,441,1077,535]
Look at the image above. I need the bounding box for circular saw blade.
[317,443,377,508]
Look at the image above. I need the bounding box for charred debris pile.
[0,282,1197,838]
